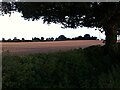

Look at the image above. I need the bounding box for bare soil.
[2,40,104,55]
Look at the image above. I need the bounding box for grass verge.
[2,44,120,88]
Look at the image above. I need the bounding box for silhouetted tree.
[41,37,44,41]
[46,38,49,41]
[13,37,20,42]
[22,38,25,41]
[2,38,5,42]
[91,36,97,40]
[57,35,66,41]
[32,37,40,42]
[55,38,58,41]
[77,36,83,40]
[50,37,54,41]
[66,38,71,40]
[84,34,90,40]
[13,37,17,40]
[7,38,11,42]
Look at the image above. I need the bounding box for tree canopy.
[1,2,120,29]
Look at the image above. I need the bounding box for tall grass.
[2,44,120,88]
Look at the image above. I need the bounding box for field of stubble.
[2,40,103,55]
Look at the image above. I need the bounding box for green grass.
[2,44,120,88]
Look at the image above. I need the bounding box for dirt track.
[2,40,104,55]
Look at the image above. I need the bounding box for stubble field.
[2,40,104,55]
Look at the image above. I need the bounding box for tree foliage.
[1,2,120,29]
[1,2,93,28]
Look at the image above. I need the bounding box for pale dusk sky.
[0,12,106,40]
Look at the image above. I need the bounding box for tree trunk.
[104,25,117,54]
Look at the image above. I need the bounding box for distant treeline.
[2,34,97,42]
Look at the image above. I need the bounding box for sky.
[0,12,106,40]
